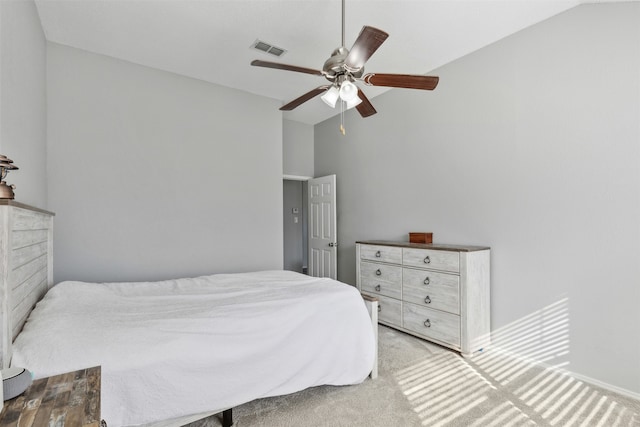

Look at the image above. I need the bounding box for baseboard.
[488,345,640,402]
[566,371,640,401]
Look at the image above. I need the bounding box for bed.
[1,203,378,427]
[10,270,376,426]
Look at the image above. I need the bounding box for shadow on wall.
[396,298,640,426]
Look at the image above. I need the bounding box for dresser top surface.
[0,200,55,216]
[357,240,490,252]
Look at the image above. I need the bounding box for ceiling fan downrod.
[323,0,358,82]
[341,0,345,48]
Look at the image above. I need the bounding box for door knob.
[328,242,338,247]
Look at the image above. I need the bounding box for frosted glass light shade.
[321,86,340,108]
[345,96,362,109]
[339,81,358,102]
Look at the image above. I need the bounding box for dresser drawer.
[403,303,461,347]
[360,244,402,265]
[403,248,460,273]
[402,268,460,315]
[377,295,402,328]
[361,277,401,300]
[360,261,402,285]
[360,261,402,299]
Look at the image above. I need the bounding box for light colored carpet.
[188,326,640,426]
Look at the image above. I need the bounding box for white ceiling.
[34,0,616,125]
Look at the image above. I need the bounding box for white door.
[308,175,337,279]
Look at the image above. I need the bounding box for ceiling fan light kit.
[339,80,358,102]
[321,86,340,108]
[251,0,439,134]
[345,96,362,109]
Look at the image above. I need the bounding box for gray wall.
[0,0,47,208]
[283,119,314,177]
[315,4,640,395]
[47,43,283,283]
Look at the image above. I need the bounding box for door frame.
[283,174,312,181]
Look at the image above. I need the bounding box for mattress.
[11,270,375,426]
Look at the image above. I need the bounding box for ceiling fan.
[250,0,439,132]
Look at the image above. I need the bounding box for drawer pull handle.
[424,296,431,304]
[424,256,431,264]
[375,251,381,258]
[378,305,382,313]
[424,319,431,328]
[375,269,382,276]
[375,285,381,292]
[423,277,430,285]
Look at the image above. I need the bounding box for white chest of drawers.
[356,240,490,357]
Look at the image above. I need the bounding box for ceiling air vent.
[251,39,287,57]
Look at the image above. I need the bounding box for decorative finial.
[0,154,19,199]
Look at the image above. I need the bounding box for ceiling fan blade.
[355,89,377,118]
[251,60,324,76]
[362,73,439,90]
[344,26,389,72]
[280,86,331,111]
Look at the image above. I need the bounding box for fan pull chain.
[340,101,346,135]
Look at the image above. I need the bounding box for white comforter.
[11,270,375,426]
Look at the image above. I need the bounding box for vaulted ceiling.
[34,0,617,124]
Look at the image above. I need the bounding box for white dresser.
[356,240,490,357]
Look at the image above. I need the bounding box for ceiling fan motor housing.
[323,47,363,81]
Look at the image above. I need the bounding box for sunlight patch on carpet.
[391,296,640,427]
